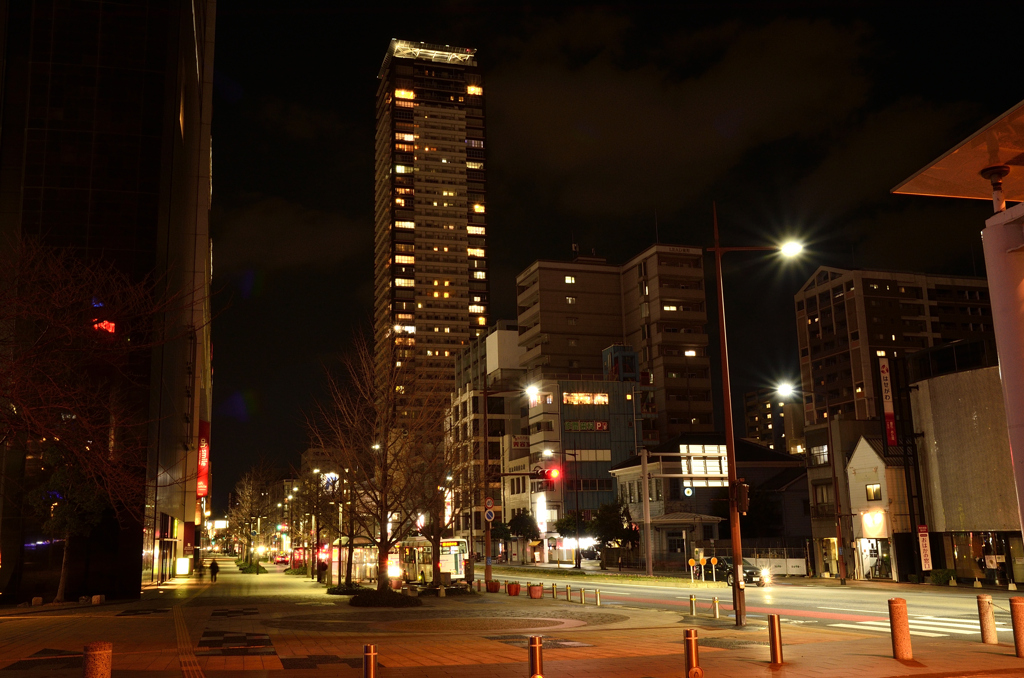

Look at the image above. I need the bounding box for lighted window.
[562,393,609,405]
[395,133,415,141]
[467,161,483,169]
[473,204,485,213]
[566,296,576,305]
[395,89,415,99]
[394,143,414,152]
[467,248,485,257]
[395,220,415,229]
[394,197,405,206]
[664,305,678,312]
[395,100,413,108]
[395,165,412,174]
[684,350,697,357]
[395,278,414,287]
[477,316,486,325]
[394,255,415,264]
[565,276,575,284]
[469,305,485,313]
[467,225,486,235]
[444,327,451,333]
[466,139,484,148]
[866,483,882,501]
[396,313,413,320]
[473,271,487,279]
[467,85,483,95]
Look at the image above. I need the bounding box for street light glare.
[780,241,803,257]
[542,449,553,457]
[526,385,539,398]
[777,383,795,397]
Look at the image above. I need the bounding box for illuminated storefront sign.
[197,420,210,498]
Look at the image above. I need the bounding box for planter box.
[390,578,403,590]
[486,580,501,593]
[507,582,521,596]
[527,585,543,599]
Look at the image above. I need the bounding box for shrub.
[350,589,423,608]
[327,583,369,596]
[930,569,956,586]
[238,562,268,574]
[418,585,474,597]
[284,567,309,576]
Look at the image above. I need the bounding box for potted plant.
[507,581,521,596]
[486,580,501,593]
[527,583,544,599]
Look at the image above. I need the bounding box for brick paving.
[1,558,1024,677]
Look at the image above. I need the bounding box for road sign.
[684,487,694,497]
[485,497,494,509]
[688,558,696,567]
[700,557,707,566]
[711,557,718,565]
[484,509,495,522]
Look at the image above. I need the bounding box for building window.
[565,275,576,284]
[394,220,415,229]
[866,483,882,501]
[395,278,414,287]
[567,317,578,325]
[474,271,487,279]
[566,296,576,305]
[467,225,485,235]
[563,393,609,405]
[394,255,415,264]
[467,161,483,169]
[467,248,485,257]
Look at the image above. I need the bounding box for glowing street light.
[780,241,803,258]
[777,382,795,397]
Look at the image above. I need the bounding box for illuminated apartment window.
[395,132,415,141]
[566,296,576,305]
[664,305,678,312]
[467,248,485,257]
[473,271,487,279]
[562,393,609,405]
[395,165,412,174]
[469,305,485,313]
[394,255,415,264]
[394,143,414,152]
[444,327,451,333]
[467,226,486,235]
[395,89,415,99]
[473,204,485,213]
[467,85,483,95]
[565,276,575,284]
[395,278,414,287]
[866,484,881,501]
[477,317,486,325]
[684,350,697,357]
[394,221,415,229]
[467,161,483,169]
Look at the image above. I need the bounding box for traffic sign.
[485,497,494,509]
[484,509,495,522]
[700,557,707,566]
[684,487,694,497]
[711,557,718,565]
[688,558,696,567]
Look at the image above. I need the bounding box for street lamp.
[776,380,848,585]
[710,204,802,627]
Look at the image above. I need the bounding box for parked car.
[274,554,289,564]
[699,558,767,586]
[580,548,600,561]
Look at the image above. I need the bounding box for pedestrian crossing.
[829,615,1014,638]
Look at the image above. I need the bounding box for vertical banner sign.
[918,524,932,571]
[197,420,210,498]
[879,358,898,446]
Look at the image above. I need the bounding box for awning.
[893,97,1024,202]
[529,541,543,547]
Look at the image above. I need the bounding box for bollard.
[978,594,997,644]
[580,588,585,605]
[566,584,571,601]
[1010,597,1024,658]
[83,642,112,678]
[439,586,446,598]
[768,613,784,665]
[689,594,697,616]
[552,582,557,599]
[712,597,720,619]
[528,635,544,678]
[596,589,601,607]
[363,644,378,678]
[888,598,913,661]
[683,628,703,678]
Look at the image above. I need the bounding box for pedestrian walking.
[209,559,219,583]
[196,560,205,582]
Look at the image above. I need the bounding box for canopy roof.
[893,98,1024,201]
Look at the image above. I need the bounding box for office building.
[0,1,216,598]
[374,40,488,411]
[515,244,712,444]
[793,267,992,426]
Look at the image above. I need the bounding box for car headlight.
[760,568,771,578]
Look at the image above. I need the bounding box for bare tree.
[310,335,451,592]
[226,460,277,567]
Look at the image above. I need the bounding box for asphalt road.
[491,572,1019,640]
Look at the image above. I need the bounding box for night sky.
[207,1,1019,513]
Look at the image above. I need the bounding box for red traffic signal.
[532,467,561,481]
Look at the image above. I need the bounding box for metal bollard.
[683,628,703,678]
[1010,597,1024,658]
[596,589,601,607]
[566,584,571,601]
[528,635,544,678]
[977,594,998,644]
[712,597,720,619]
[580,588,585,605]
[83,642,112,678]
[689,594,697,616]
[888,597,913,661]
[362,644,378,678]
[768,613,784,665]
[551,582,557,599]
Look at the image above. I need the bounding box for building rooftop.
[379,39,478,78]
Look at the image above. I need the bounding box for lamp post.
[778,382,847,584]
[710,203,802,627]
[312,468,321,582]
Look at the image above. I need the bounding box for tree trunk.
[377,545,389,592]
[54,531,71,603]
[344,511,355,587]
[430,526,442,586]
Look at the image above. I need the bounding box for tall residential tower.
[374,40,488,409]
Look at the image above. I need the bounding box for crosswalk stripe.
[856,621,976,635]
[916,616,1011,627]
[828,623,945,638]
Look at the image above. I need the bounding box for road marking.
[818,606,888,614]
[829,623,945,638]
[857,621,976,635]
[173,606,204,678]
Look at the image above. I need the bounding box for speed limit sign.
[484,497,494,509]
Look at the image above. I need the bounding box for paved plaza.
[1,560,1024,677]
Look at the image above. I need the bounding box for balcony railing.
[810,503,835,519]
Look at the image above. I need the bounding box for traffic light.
[531,467,561,481]
[736,482,750,515]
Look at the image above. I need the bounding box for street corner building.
[0,0,216,601]
[374,39,488,412]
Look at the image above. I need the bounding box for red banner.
[879,358,897,446]
[197,420,210,498]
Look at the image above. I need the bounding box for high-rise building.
[515,244,712,444]
[793,267,992,426]
[0,1,216,597]
[374,40,488,410]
